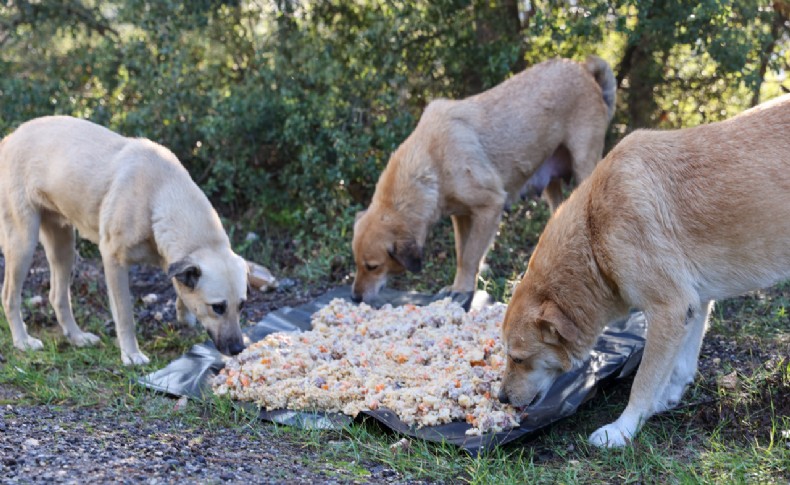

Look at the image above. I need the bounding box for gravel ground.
[0,251,421,484]
[0,386,407,484]
[1,249,788,483]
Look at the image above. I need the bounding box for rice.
[212,298,522,435]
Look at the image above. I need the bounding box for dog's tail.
[584,55,616,122]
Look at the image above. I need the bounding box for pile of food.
[212,298,523,435]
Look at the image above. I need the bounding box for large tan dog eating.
[352,56,616,307]
[0,116,248,365]
[498,94,790,447]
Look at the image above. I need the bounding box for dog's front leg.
[451,206,502,296]
[101,255,149,366]
[589,302,689,447]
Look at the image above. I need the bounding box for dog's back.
[0,116,197,245]
[435,58,614,199]
[585,94,790,302]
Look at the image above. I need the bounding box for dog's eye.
[510,356,524,365]
[364,263,379,271]
[211,302,227,315]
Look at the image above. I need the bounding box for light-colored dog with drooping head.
[0,116,248,365]
[499,94,790,447]
[352,56,616,307]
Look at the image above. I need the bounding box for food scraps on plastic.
[213,298,524,435]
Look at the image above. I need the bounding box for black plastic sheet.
[140,286,645,454]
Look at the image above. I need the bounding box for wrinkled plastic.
[139,286,645,454]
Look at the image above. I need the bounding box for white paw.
[14,336,44,351]
[121,351,150,366]
[589,423,632,448]
[661,377,691,408]
[69,331,101,347]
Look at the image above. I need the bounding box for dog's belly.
[34,190,102,243]
[518,145,572,199]
[697,260,790,302]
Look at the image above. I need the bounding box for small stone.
[28,295,44,306]
[142,294,159,305]
[23,438,40,448]
[717,371,739,390]
[173,396,189,412]
[389,437,411,453]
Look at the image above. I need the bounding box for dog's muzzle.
[226,340,245,356]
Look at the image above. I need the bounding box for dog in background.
[352,56,616,308]
[498,94,790,447]
[0,116,248,365]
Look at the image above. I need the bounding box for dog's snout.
[228,340,245,356]
[498,390,510,405]
[350,292,363,303]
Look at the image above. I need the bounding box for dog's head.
[351,208,422,303]
[498,284,579,408]
[168,248,248,355]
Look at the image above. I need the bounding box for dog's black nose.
[228,340,246,356]
[350,293,363,303]
[498,391,510,405]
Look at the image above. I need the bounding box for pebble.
[0,402,410,484]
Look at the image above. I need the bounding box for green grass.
[2,198,789,483]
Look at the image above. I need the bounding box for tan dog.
[352,56,616,306]
[0,116,248,365]
[498,94,790,447]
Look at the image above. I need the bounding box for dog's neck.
[374,150,441,244]
[151,183,229,267]
[531,190,629,364]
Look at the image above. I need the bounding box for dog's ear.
[538,300,578,345]
[389,239,422,273]
[167,260,202,290]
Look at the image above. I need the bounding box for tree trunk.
[465,0,526,94]
[751,2,789,106]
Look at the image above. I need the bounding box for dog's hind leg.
[100,248,149,366]
[565,131,606,204]
[542,178,565,213]
[39,216,100,347]
[1,212,44,351]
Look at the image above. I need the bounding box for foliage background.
[1,0,788,289]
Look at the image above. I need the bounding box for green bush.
[0,0,787,285]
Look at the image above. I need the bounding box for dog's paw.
[69,331,101,347]
[122,351,150,366]
[589,423,632,448]
[14,336,44,351]
[433,288,474,311]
